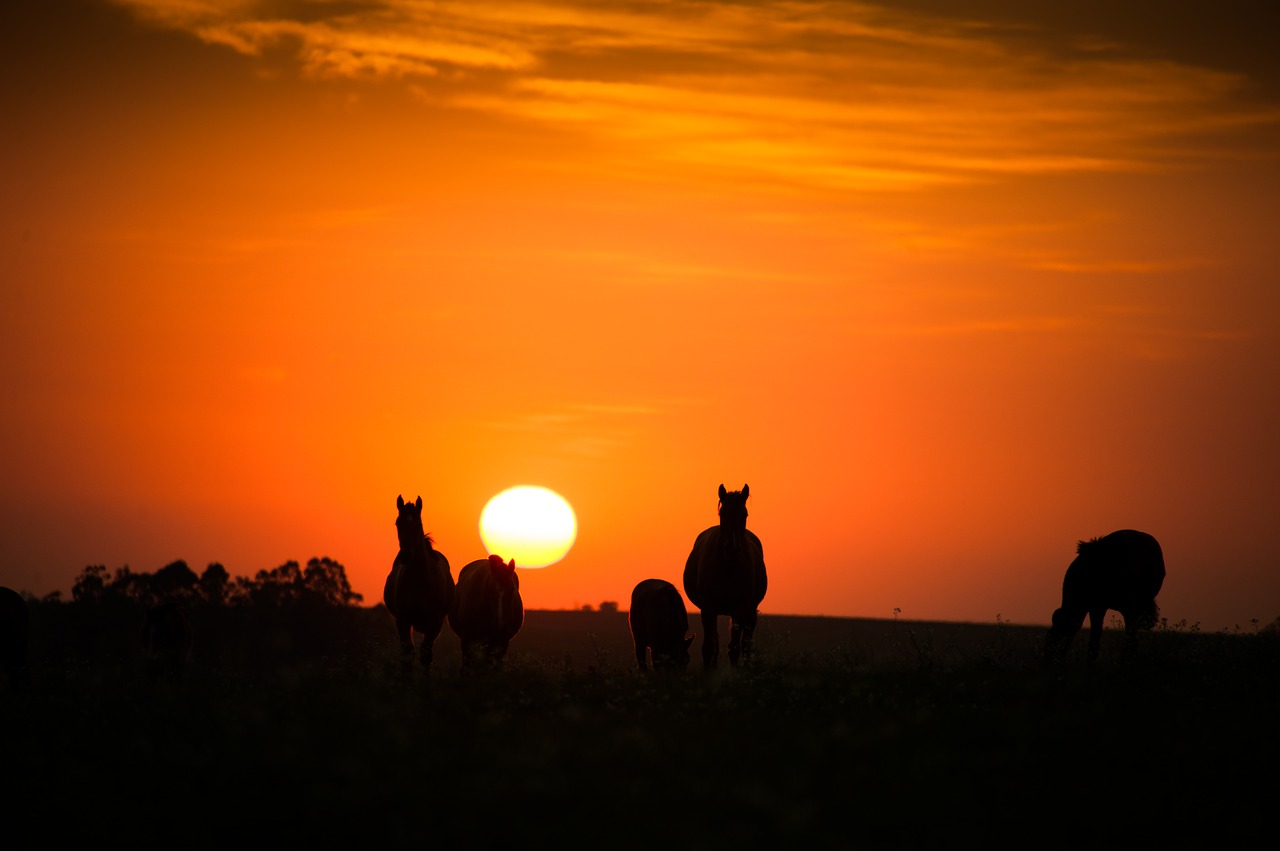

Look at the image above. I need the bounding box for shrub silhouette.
[0,586,30,688]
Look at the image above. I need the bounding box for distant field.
[500,609,1056,671]
[6,604,1277,846]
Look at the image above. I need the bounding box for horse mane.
[423,533,435,549]
[487,553,516,569]
[1076,536,1102,556]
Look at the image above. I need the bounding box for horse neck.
[718,516,747,537]
[398,535,431,572]
[488,573,520,625]
[494,586,512,625]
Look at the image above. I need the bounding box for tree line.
[63,556,363,610]
[12,557,372,677]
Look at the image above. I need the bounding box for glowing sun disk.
[479,485,577,568]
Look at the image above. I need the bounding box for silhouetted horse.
[142,600,193,680]
[0,586,30,688]
[683,484,768,669]
[383,495,456,673]
[1045,529,1166,664]
[629,578,694,672]
[448,555,523,672]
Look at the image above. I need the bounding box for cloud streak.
[110,0,1279,192]
[475,400,663,459]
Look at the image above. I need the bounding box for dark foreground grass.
[4,608,1278,847]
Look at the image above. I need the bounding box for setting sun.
[479,486,578,569]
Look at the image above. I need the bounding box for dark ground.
[4,605,1277,847]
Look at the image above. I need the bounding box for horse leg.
[460,638,480,675]
[1121,616,1141,662]
[397,618,415,674]
[738,609,759,666]
[700,609,719,669]
[728,621,743,666]
[1045,606,1084,665]
[419,616,445,672]
[1087,608,1105,663]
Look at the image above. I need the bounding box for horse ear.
[508,558,516,570]
[742,484,749,499]
[397,495,405,510]
[415,496,422,510]
[718,484,727,499]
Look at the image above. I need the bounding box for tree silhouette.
[71,564,109,603]
[152,560,199,602]
[302,557,363,607]
[240,560,305,608]
[199,563,231,606]
[67,557,362,611]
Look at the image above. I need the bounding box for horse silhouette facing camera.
[449,554,524,672]
[683,483,768,669]
[383,495,456,673]
[0,587,30,689]
[1045,529,1166,664]
[629,578,694,672]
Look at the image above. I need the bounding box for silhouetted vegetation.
[0,522,1267,845]
[4,600,1276,846]
[69,556,361,610]
[27,556,367,679]
[0,586,29,689]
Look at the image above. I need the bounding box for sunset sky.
[4,0,1278,629]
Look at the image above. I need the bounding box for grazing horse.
[448,555,523,672]
[629,578,694,672]
[683,484,768,669]
[1045,529,1166,664]
[383,495,455,673]
[142,600,193,680]
[0,586,30,689]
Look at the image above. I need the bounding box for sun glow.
[479,486,577,569]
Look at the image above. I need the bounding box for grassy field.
[5,605,1277,846]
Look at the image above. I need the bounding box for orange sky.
[3,0,1279,628]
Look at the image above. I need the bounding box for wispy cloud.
[1025,258,1209,274]
[475,399,660,458]
[879,308,1250,363]
[111,1,1280,191]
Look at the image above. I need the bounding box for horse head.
[717,483,749,531]
[487,554,518,591]
[396,495,426,554]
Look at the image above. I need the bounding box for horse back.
[684,527,767,613]
[450,559,523,642]
[385,549,454,624]
[1063,530,1164,614]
